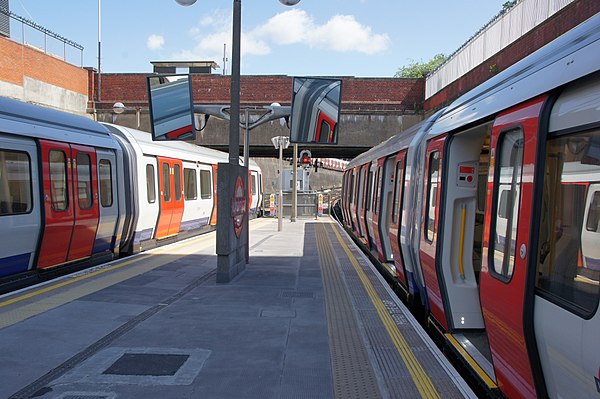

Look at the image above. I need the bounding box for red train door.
[156,158,174,239]
[372,159,385,260]
[419,135,448,330]
[37,141,99,268]
[68,145,99,261]
[357,163,370,244]
[389,150,407,286]
[38,140,74,268]
[168,160,184,236]
[479,97,546,399]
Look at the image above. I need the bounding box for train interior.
[440,122,495,374]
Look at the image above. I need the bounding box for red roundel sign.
[232,176,247,238]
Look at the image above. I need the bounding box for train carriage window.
[425,151,440,242]
[49,150,68,212]
[490,129,524,281]
[76,153,93,209]
[184,168,197,200]
[162,163,171,202]
[373,169,380,213]
[0,150,32,216]
[536,131,600,317]
[174,164,182,201]
[99,160,113,207]
[251,174,257,195]
[365,170,373,211]
[586,192,600,232]
[392,158,405,223]
[146,164,156,203]
[200,170,212,199]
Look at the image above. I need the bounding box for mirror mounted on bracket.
[289,77,342,145]
[147,74,195,141]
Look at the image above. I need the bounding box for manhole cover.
[103,353,189,376]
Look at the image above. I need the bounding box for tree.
[394,53,447,78]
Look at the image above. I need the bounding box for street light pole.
[229,0,241,166]
[176,0,301,283]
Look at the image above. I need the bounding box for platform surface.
[0,218,475,399]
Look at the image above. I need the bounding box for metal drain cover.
[103,353,190,376]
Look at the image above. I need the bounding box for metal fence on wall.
[425,0,574,99]
[0,6,83,67]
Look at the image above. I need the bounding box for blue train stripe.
[0,253,32,277]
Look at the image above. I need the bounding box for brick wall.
[95,73,424,112]
[0,36,87,96]
[424,0,600,112]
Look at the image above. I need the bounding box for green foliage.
[394,53,447,78]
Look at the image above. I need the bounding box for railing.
[425,0,575,99]
[0,7,84,67]
[263,192,332,218]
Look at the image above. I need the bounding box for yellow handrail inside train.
[459,203,466,280]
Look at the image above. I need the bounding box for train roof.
[104,123,259,169]
[347,109,444,168]
[0,96,118,149]
[429,12,600,136]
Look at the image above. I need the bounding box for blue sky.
[9,0,508,77]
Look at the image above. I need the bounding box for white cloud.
[253,10,390,54]
[307,14,390,54]
[147,34,165,51]
[172,8,389,64]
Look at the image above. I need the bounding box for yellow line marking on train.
[0,233,214,310]
[445,333,498,389]
[330,223,440,399]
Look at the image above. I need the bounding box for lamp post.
[271,136,290,231]
[176,0,301,283]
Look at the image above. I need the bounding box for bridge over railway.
[93,74,425,159]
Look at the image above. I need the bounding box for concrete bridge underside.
[98,109,423,159]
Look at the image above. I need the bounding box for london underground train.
[0,97,262,287]
[341,14,600,399]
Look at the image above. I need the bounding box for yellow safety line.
[445,333,498,389]
[0,233,213,309]
[330,224,441,399]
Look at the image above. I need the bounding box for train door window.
[184,168,197,200]
[490,128,524,281]
[392,158,405,223]
[586,192,600,232]
[0,150,32,215]
[200,170,212,199]
[162,163,171,202]
[536,131,600,317]
[174,164,182,201]
[365,170,373,211]
[251,174,257,195]
[348,172,354,204]
[425,151,440,242]
[373,169,380,213]
[76,152,93,209]
[49,150,68,212]
[146,164,156,203]
[98,160,113,207]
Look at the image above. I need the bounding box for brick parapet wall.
[95,73,424,112]
[0,36,87,96]
[424,0,600,112]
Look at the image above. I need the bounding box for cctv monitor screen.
[147,74,195,141]
[289,77,342,145]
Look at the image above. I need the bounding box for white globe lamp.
[278,0,301,5]
[175,0,197,6]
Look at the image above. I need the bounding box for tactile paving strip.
[315,223,382,399]
[324,222,472,399]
